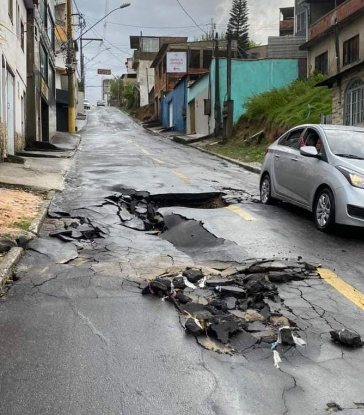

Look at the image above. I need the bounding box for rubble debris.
[185,319,203,336]
[330,329,363,348]
[279,327,295,346]
[326,402,343,412]
[142,259,322,357]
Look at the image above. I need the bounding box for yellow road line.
[319,269,364,312]
[225,205,256,221]
[172,170,190,183]
[152,158,165,165]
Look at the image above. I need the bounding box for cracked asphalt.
[1,107,364,415]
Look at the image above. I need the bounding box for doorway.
[189,100,196,134]
[169,102,173,128]
[41,98,49,142]
[6,71,15,155]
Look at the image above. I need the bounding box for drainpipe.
[214,34,221,138]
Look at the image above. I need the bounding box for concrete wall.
[0,0,28,156]
[308,14,364,77]
[187,75,211,136]
[137,60,154,107]
[211,58,300,124]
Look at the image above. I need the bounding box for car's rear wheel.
[260,174,274,205]
[314,188,335,232]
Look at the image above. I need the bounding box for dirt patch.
[0,188,44,233]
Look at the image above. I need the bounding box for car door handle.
[275,155,280,159]
[291,157,298,162]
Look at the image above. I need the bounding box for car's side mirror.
[300,146,320,158]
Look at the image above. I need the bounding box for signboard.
[97,69,112,75]
[40,78,49,101]
[167,52,187,74]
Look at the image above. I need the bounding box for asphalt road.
[1,107,364,415]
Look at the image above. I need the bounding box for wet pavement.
[1,107,364,415]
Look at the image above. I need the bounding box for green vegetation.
[205,75,332,163]
[207,141,267,163]
[12,218,32,231]
[239,74,332,135]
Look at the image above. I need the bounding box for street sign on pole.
[166,52,187,73]
[97,69,112,75]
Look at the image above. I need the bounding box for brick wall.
[332,67,364,125]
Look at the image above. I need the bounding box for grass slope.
[207,75,332,163]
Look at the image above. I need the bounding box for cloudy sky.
[76,0,293,103]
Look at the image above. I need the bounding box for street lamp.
[73,3,131,44]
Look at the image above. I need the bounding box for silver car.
[260,124,364,231]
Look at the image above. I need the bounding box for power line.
[175,0,208,34]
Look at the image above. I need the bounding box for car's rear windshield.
[325,130,364,158]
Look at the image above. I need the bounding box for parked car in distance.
[84,99,91,110]
[260,124,364,232]
[97,100,106,107]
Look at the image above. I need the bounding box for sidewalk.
[0,132,80,192]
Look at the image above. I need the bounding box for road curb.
[190,146,261,175]
[142,124,261,175]
[29,190,55,236]
[0,247,24,290]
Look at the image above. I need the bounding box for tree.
[227,0,249,58]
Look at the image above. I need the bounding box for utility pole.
[67,0,75,134]
[223,36,234,142]
[214,34,221,138]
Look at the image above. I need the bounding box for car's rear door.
[272,128,306,201]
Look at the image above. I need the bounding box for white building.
[0,0,33,158]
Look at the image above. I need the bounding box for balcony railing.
[309,0,364,41]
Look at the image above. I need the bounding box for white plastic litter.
[273,350,282,369]
[183,277,197,289]
[198,277,206,288]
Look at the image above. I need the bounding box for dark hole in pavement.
[103,188,228,233]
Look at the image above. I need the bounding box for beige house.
[302,0,364,126]
[0,0,32,159]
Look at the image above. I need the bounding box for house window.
[190,50,200,69]
[343,35,359,66]
[39,0,47,26]
[40,44,48,82]
[315,51,328,75]
[296,11,306,33]
[8,0,13,22]
[203,50,213,69]
[48,63,55,96]
[20,21,25,51]
[47,10,55,50]
[345,79,364,126]
[141,38,159,53]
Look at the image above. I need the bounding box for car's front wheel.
[260,174,274,205]
[314,188,336,232]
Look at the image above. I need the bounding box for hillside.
[207,75,332,163]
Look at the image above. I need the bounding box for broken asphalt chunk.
[230,331,257,353]
[183,268,204,283]
[185,319,203,336]
[210,318,239,344]
[28,237,78,264]
[330,329,363,348]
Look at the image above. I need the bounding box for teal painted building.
[210,58,302,124]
